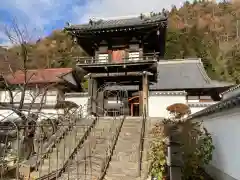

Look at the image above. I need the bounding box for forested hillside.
[1,0,240,83]
[166,0,240,83]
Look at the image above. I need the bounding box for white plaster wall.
[0,90,58,104]
[0,110,19,121]
[190,107,207,114]
[193,107,240,180]
[148,95,186,118]
[0,108,63,121]
[65,95,89,117]
[189,102,218,114]
[45,90,58,105]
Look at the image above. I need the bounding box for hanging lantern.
[73,36,77,43]
[156,29,160,36]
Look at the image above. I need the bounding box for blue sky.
[0,0,221,46]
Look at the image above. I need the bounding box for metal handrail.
[98,115,125,180]
[35,114,99,180]
[138,105,147,177]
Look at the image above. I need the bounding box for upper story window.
[129,52,139,61]
[186,95,213,102]
[98,53,109,63]
[97,46,109,63]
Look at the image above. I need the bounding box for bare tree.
[0,18,58,163]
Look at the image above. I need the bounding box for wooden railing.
[74,53,160,65]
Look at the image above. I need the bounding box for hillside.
[1,0,240,82]
[166,0,240,83]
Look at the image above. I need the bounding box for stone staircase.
[58,117,123,180]
[104,117,150,180]
[28,117,96,180]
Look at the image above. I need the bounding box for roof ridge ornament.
[89,18,103,26]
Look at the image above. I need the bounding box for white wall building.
[187,84,240,180]
[0,68,87,122]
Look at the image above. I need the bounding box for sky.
[0,0,220,46]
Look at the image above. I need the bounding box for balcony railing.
[74,53,160,64]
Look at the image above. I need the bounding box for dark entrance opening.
[95,83,129,116]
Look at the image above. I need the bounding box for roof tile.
[66,15,167,31]
[4,68,72,85]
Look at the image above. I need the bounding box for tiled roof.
[221,84,240,95]
[150,59,234,90]
[4,68,73,85]
[105,58,234,91]
[66,14,167,32]
[187,92,240,119]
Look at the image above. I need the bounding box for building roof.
[106,58,234,91]
[150,58,234,90]
[66,14,167,32]
[220,84,240,100]
[187,88,240,120]
[4,68,73,85]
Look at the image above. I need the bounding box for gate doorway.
[96,83,129,116]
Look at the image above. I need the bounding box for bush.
[166,103,191,119]
[149,119,214,180]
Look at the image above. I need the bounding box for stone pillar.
[166,124,183,180]
[88,75,98,115]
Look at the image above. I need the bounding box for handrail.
[35,114,99,180]
[138,105,147,177]
[98,115,125,180]
[20,107,80,171]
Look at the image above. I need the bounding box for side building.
[0,68,84,121]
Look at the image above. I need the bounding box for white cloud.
[78,0,190,23]
[0,0,78,46]
[2,0,52,28]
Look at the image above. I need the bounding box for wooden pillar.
[142,71,149,117]
[97,90,104,116]
[139,82,143,116]
[139,71,149,116]
[139,48,143,58]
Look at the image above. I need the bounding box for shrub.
[149,119,214,180]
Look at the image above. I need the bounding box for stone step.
[105,118,142,179]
